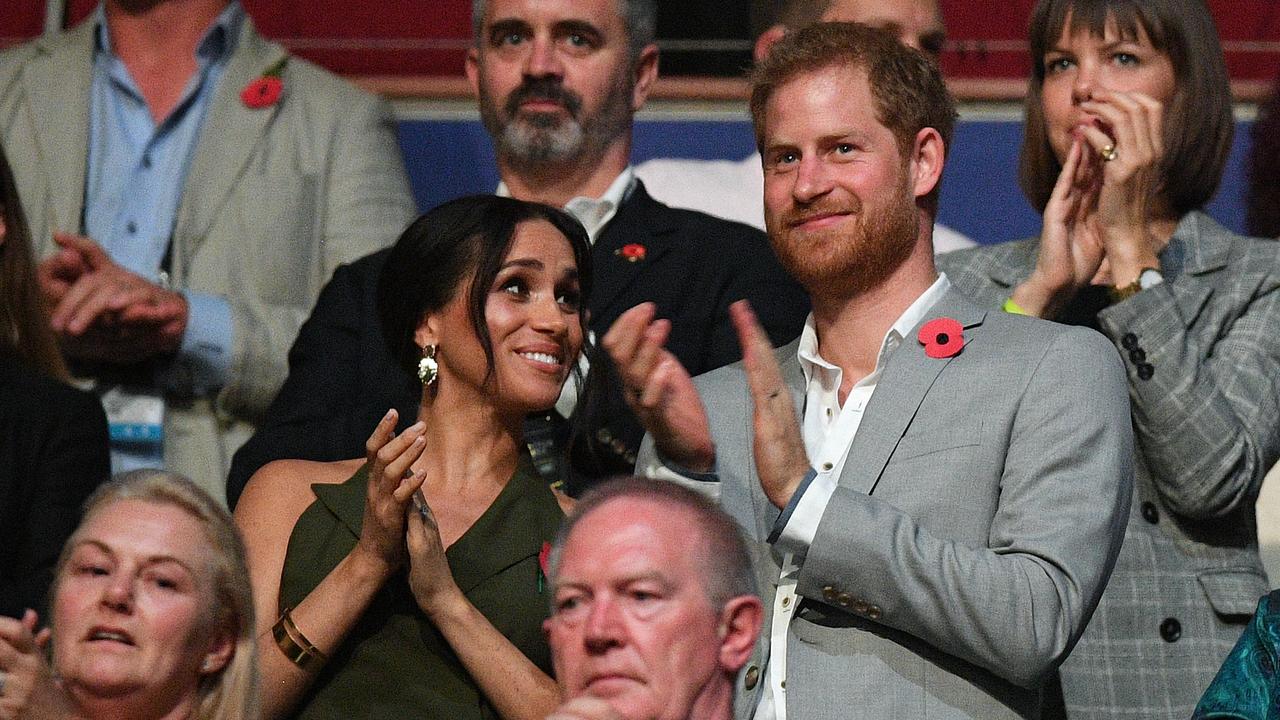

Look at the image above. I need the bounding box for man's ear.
[716,596,764,672]
[753,24,788,63]
[631,43,659,111]
[909,127,946,202]
[465,47,482,99]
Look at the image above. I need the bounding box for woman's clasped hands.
[1018,88,1168,317]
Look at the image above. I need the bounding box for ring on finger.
[1100,144,1118,162]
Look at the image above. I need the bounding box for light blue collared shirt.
[85,2,244,393]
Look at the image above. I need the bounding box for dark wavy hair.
[376,195,593,386]
[1019,0,1232,216]
[0,142,68,379]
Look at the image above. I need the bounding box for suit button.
[744,665,760,690]
[610,439,628,455]
[1121,333,1139,350]
[1137,363,1155,381]
[1141,501,1160,524]
[837,592,853,607]
[1129,348,1146,363]
[596,428,612,443]
[822,586,837,602]
[625,452,637,465]
[867,605,882,620]
[852,600,869,614]
[1159,617,1182,643]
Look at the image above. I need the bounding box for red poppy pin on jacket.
[918,317,965,359]
[241,57,288,109]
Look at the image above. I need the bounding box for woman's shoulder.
[235,458,364,526]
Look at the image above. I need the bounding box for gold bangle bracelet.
[272,607,328,671]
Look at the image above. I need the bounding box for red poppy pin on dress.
[918,317,964,359]
[617,243,646,262]
[538,541,552,592]
[241,57,288,109]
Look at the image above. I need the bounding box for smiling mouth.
[519,351,563,368]
[789,212,850,231]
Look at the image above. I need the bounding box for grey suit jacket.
[939,212,1279,718]
[642,287,1133,719]
[0,13,418,496]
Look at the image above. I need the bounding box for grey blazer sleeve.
[796,325,1133,688]
[1093,226,1280,519]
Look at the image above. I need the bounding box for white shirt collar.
[796,272,953,386]
[495,167,636,245]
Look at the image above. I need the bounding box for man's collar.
[496,167,637,244]
[94,1,244,62]
[797,272,953,383]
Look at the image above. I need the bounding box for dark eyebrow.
[500,258,545,271]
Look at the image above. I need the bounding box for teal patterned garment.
[1193,589,1280,720]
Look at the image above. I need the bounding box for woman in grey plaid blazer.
[938,0,1280,716]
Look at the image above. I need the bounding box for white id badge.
[102,385,165,446]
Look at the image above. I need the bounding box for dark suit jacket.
[226,182,809,505]
[0,359,111,618]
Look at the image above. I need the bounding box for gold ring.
[1100,144,1118,162]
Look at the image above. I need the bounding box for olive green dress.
[278,456,564,719]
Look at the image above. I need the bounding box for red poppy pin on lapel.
[241,57,288,109]
[617,243,646,262]
[918,317,964,359]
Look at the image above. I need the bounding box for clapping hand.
[406,488,463,619]
[355,410,427,579]
[0,611,59,720]
[1016,89,1166,316]
[602,302,714,472]
[731,301,810,509]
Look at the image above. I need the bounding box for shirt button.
[1121,333,1139,350]
[821,462,833,471]
[781,596,791,609]
[126,221,137,234]
[1159,617,1182,643]
[744,665,760,690]
[825,407,832,418]
[1141,501,1160,524]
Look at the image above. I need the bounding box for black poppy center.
[935,333,949,344]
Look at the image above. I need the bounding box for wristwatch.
[1110,267,1164,303]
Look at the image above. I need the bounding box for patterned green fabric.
[1193,589,1280,719]
[278,456,564,719]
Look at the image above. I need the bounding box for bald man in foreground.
[544,478,764,720]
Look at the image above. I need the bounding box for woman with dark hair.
[0,142,111,619]
[939,0,1280,715]
[235,195,591,720]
